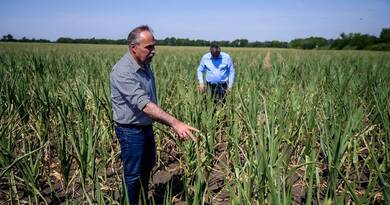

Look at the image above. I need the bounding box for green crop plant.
[0,42,389,204]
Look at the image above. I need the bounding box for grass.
[0,42,389,204]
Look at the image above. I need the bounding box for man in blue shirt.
[197,44,235,104]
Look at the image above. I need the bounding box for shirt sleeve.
[111,69,151,111]
[197,57,206,84]
[228,56,235,88]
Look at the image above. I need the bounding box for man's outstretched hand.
[172,120,199,141]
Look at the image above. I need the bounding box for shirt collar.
[126,52,148,71]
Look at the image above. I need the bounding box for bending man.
[197,43,235,104]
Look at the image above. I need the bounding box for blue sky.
[1,0,389,42]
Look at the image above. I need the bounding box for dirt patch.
[149,136,230,204]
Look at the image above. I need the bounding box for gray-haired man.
[110,25,198,204]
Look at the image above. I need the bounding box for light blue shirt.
[197,52,235,88]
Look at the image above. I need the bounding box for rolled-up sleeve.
[111,70,151,111]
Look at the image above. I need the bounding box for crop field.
[0,42,389,204]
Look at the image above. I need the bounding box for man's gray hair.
[127,25,154,45]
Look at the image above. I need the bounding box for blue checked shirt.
[110,52,157,126]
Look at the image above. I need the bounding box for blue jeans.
[115,125,156,204]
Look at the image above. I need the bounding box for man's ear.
[130,44,136,53]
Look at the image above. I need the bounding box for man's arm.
[143,102,198,141]
[197,57,206,93]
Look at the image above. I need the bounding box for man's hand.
[227,87,232,93]
[198,84,206,93]
[172,120,199,141]
[143,102,199,141]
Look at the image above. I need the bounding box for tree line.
[288,28,390,51]
[2,28,389,51]
[1,34,50,43]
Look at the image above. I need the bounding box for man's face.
[211,50,220,58]
[131,31,156,65]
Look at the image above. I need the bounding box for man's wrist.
[170,118,181,128]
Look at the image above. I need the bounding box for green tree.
[380,28,390,43]
[2,34,14,41]
[231,39,248,47]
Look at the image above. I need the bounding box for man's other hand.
[198,84,206,93]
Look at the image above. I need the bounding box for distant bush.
[288,37,329,49]
[365,43,390,51]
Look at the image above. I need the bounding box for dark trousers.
[115,124,156,205]
[207,82,228,104]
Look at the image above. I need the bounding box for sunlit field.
[0,42,389,204]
